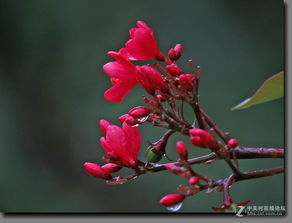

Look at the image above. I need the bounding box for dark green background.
[0,0,284,212]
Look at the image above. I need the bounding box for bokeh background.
[0,0,284,213]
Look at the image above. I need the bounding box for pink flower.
[119,21,164,61]
[136,65,168,95]
[102,51,138,102]
[100,122,141,168]
[160,194,186,207]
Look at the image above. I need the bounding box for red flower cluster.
[84,20,253,212]
[102,21,185,102]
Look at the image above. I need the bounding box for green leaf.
[232,71,284,110]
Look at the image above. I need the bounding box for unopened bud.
[102,163,122,173]
[176,141,188,160]
[125,116,141,126]
[128,106,150,118]
[189,128,217,149]
[136,65,169,94]
[160,194,186,207]
[189,176,199,185]
[227,139,238,148]
[166,64,183,77]
[83,162,112,179]
[118,114,130,123]
[179,74,195,91]
[99,119,112,135]
[145,146,163,163]
[168,44,183,62]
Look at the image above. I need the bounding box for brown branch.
[237,166,284,181]
[140,147,283,174]
[233,147,284,159]
[200,108,228,143]
[223,174,236,207]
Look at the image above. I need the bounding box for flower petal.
[103,60,135,80]
[106,125,134,166]
[104,80,137,102]
[122,122,141,160]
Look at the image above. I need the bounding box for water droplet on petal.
[137,116,149,122]
[166,202,183,212]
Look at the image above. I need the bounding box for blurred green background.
[0,0,284,213]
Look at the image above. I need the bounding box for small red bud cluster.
[189,128,218,150]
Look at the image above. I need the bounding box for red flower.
[102,51,138,102]
[136,65,168,95]
[160,194,186,207]
[119,21,164,61]
[100,122,141,168]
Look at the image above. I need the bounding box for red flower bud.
[100,119,112,135]
[189,128,217,149]
[190,136,205,148]
[128,106,150,118]
[168,44,183,62]
[228,139,238,148]
[136,65,168,95]
[102,163,122,173]
[125,116,141,126]
[166,64,183,77]
[118,114,130,123]
[160,194,186,207]
[83,162,112,179]
[179,74,195,91]
[176,141,188,160]
[189,176,199,185]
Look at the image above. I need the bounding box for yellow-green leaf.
[232,71,284,110]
